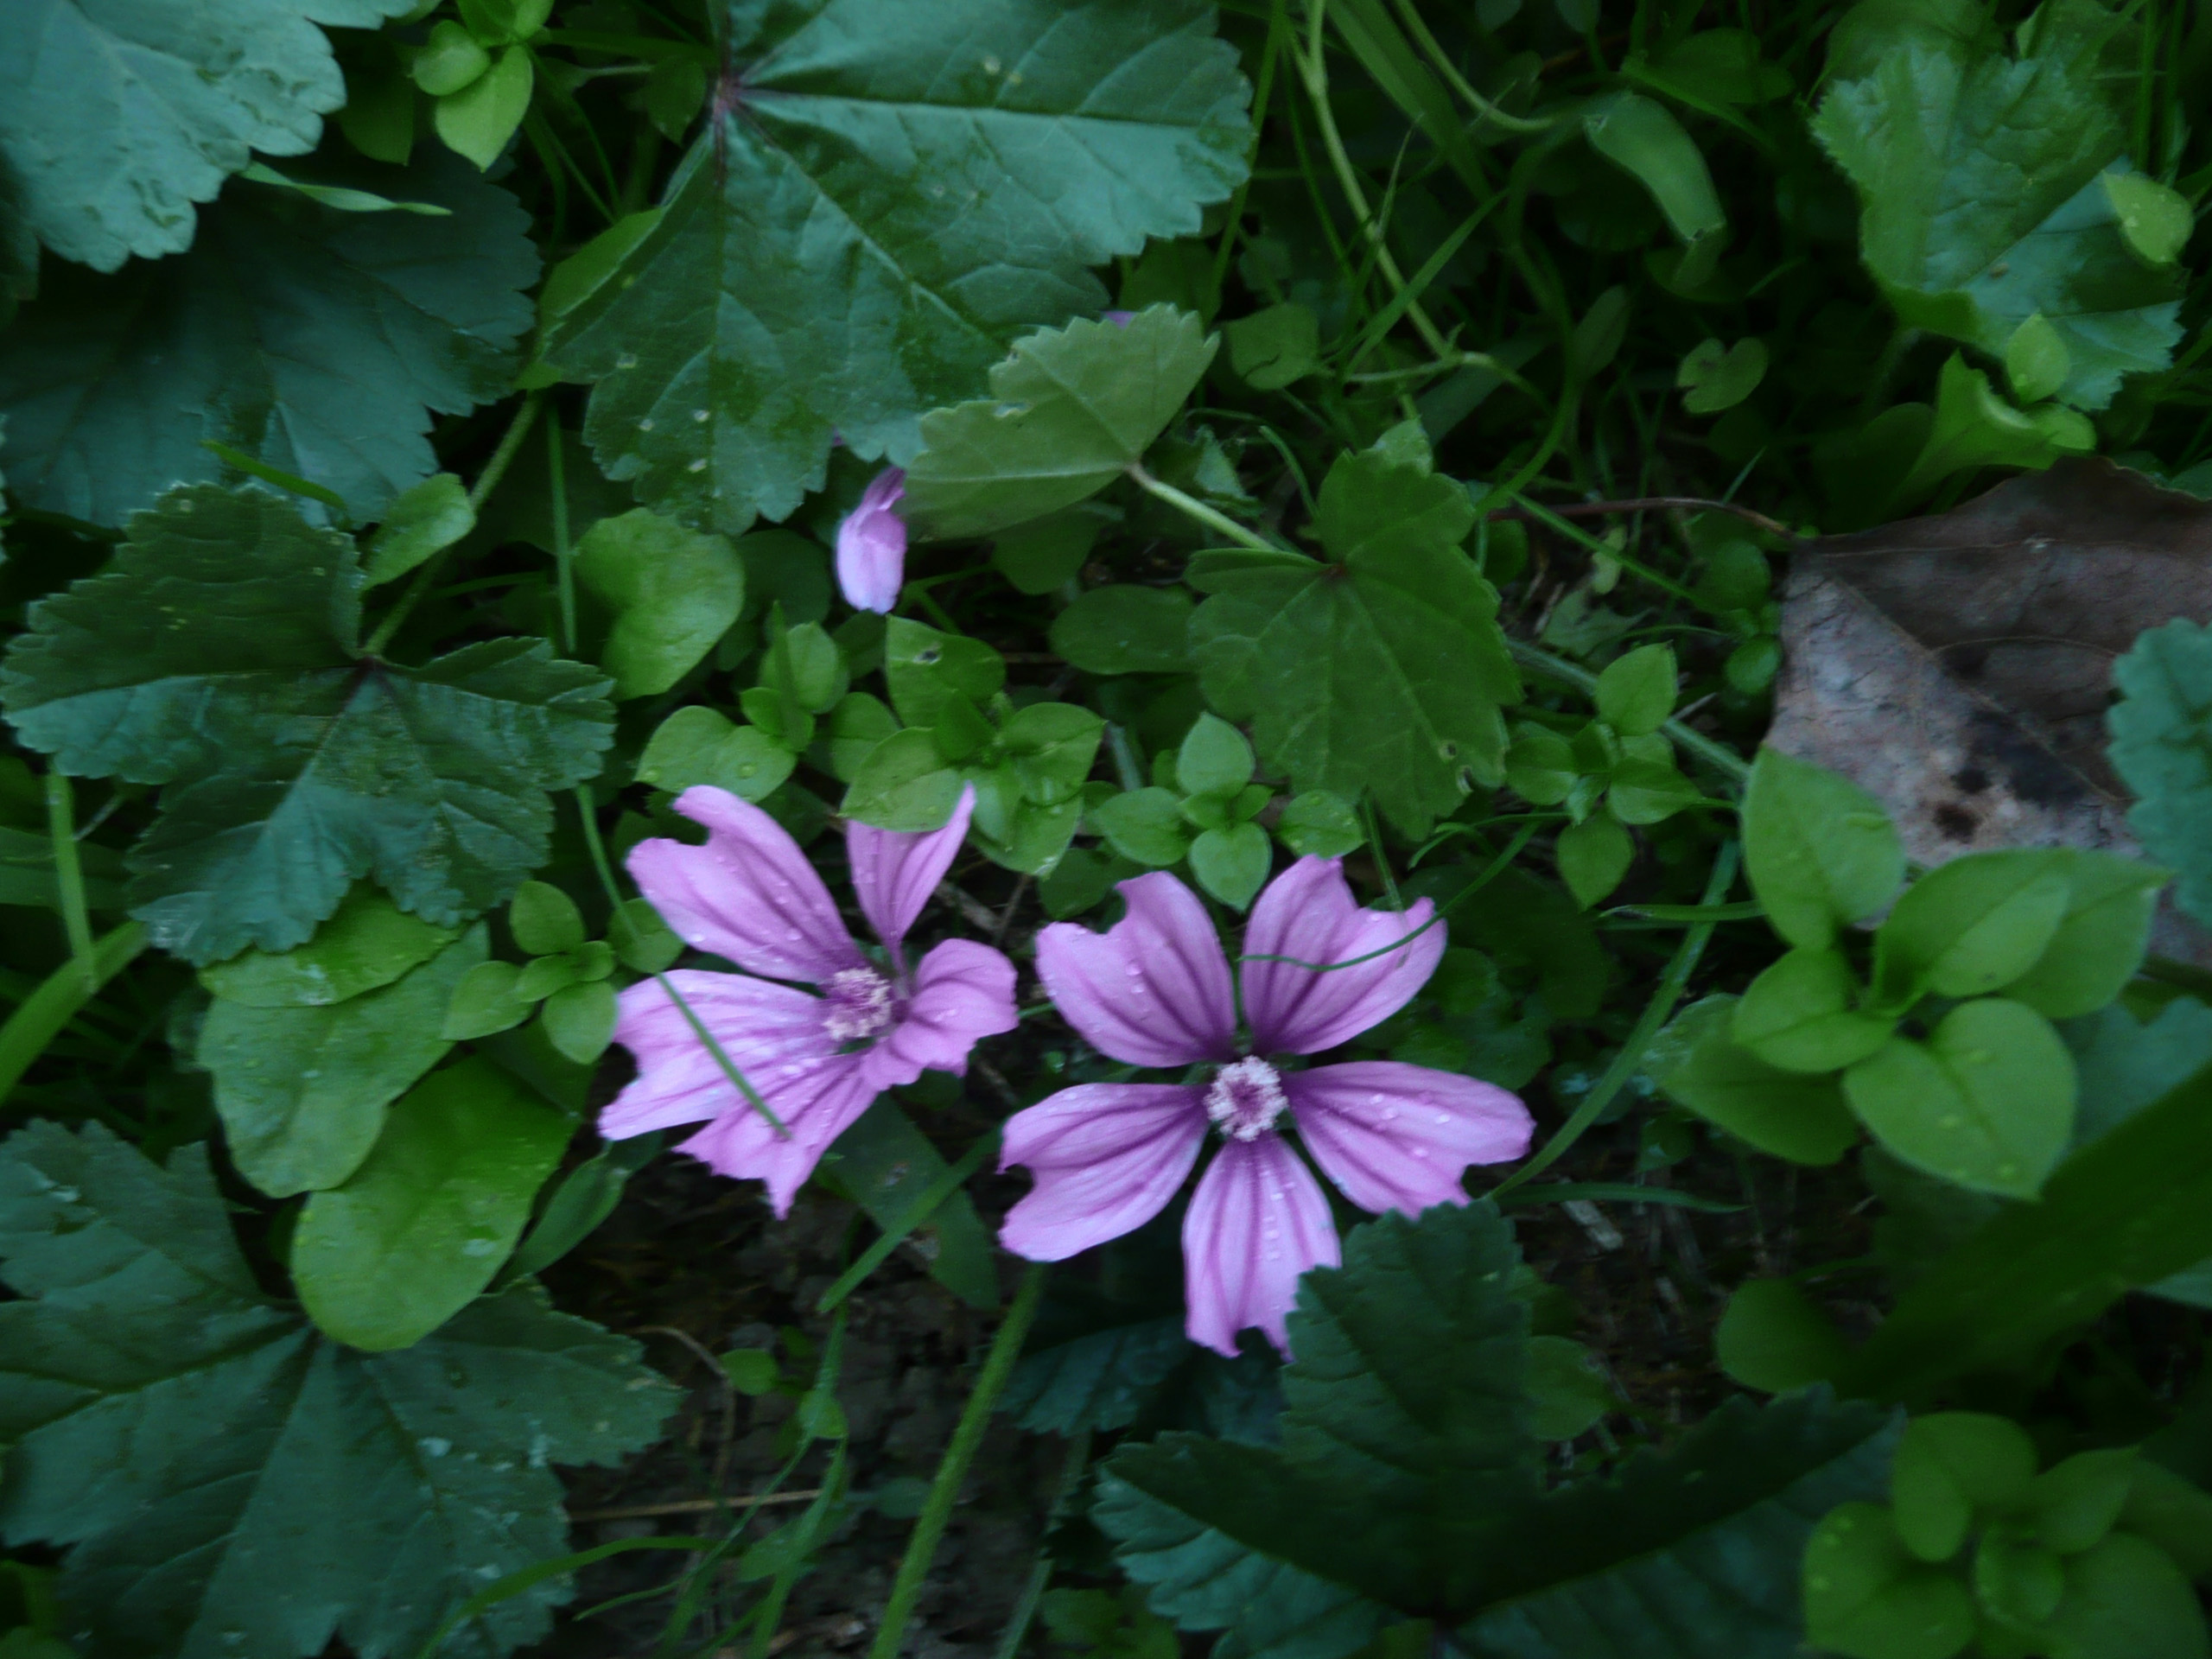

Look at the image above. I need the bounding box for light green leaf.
[1732,948,1895,1073]
[198,883,459,1007]
[1225,302,1321,391]
[995,511,1104,594]
[1897,355,2096,502]
[1872,849,2073,1007]
[2001,851,2164,1019]
[1842,999,2075,1198]
[197,925,484,1197]
[1583,92,1726,244]
[906,307,1219,540]
[574,507,746,697]
[2101,170,2194,266]
[238,161,453,216]
[1178,713,1256,797]
[360,472,475,588]
[1002,702,1104,805]
[2043,1532,2211,1659]
[1743,747,1905,950]
[1814,26,2182,410]
[1052,584,1195,675]
[1557,813,1633,909]
[2110,620,2212,930]
[1802,1503,1980,1659]
[442,959,536,1040]
[294,1056,573,1350]
[1092,788,1193,867]
[0,152,537,526]
[1593,644,1676,736]
[539,979,617,1065]
[2005,313,2072,405]
[543,5,1249,534]
[2023,1448,2135,1554]
[0,1120,677,1659]
[1676,337,1769,415]
[508,880,584,957]
[842,728,967,832]
[1,487,615,963]
[636,706,797,802]
[1188,451,1518,836]
[1893,1412,2039,1563]
[1715,1281,1851,1394]
[1274,791,1363,858]
[1645,995,1862,1166]
[432,44,533,169]
[411,21,492,95]
[885,618,1007,729]
[1188,823,1270,910]
[0,0,415,270]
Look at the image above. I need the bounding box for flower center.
[822,966,897,1045]
[1204,1057,1287,1141]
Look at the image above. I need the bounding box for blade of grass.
[0,922,149,1111]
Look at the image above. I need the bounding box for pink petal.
[599,969,835,1139]
[849,783,976,963]
[1035,872,1236,1068]
[1287,1062,1533,1217]
[627,786,864,985]
[999,1084,1207,1261]
[1103,309,1136,326]
[836,467,906,613]
[1240,857,1445,1055]
[676,1049,883,1216]
[867,938,1019,1086]
[1182,1135,1338,1357]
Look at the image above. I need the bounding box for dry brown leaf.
[1768,458,2212,955]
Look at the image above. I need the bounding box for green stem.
[1126,462,1289,555]
[1387,0,1554,132]
[1490,840,1738,1196]
[868,1262,1050,1659]
[1506,640,1751,787]
[992,1427,1095,1659]
[363,393,543,657]
[43,771,97,995]
[548,415,576,656]
[816,1129,1003,1313]
[0,922,148,1109]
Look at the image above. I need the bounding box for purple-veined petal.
[836,467,906,613]
[1103,309,1135,326]
[867,938,1019,1087]
[999,1084,1207,1261]
[1182,1134,1338,1357]
[1287,1061,1532,1217]
[1035,872,1237,1067]
[599,970,836,1139]
[849,783,976,963]
[675,1049,883,1216]
[1240,857,1445,1055]
[627,786,864,985]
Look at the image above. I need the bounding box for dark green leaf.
[1813,20,2180,410]
[543,4,1249,533]
[197,925,484,1197]
[0,153,537,524]
[0,0,415,270]
[1,486,615,963]
[1716,1281,1852,1394]
[814,1098,999,1310]
[0,1119,677,1659]
[1225,302,1321,391]
[1002,1311,1192,1436]
[1892,1412,2038,1563]
[2111,620,2212,929]
[906,306,1219,539]
[1052,585,1196,675]
[1189,452,1519,835]
[292,1056,575,1350]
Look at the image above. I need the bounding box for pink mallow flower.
[601,783,1016,1212]
[836,467,906,613]
[999,859,1533,1356]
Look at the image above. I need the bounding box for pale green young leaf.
[1189,452,1518,836]
[1645,996,1862,1166]
[2005,314,2071,405]
[1593,644,1676,736]
[1715,1281,1851,1394]
[884,618,1007,729]
[906,308,1220,539]
[543,2,1249,534]
[539,979,617,1065]
[1274,792,1363,858]
[1892,1413,2038,1563]
[1802,1503,1980,1659]
[0,0,416,271]
[842,729,967,832]
[1179,713,1256,797]
[574,508,746,697]
[442,959,535,1040]
[2101,171,2194,266]
[293,1057,573,1350]
[1897,355,2095,503]
[433,44,533,169]
[1092,789,1193,867]
[0,1120,677,1659]
[0,487,613,963]
[412,20,493,95]
[198,883,458,1008]
[1188,823,1270,909]
[196,926,484,1196]
[1225,302,1321,391]
[1743,747,1904,950]
[508,880,585,957]
[637,707,797,802]
[1557,813,1633,909]
[360,472,475,588]
[1814,27,2181,410]
[2001,851,2164,1019]
[1732,948,1894,1073]
[1871,849,2073,1007]
[1842,999,2075,1198]
[0,153,537,526]
[1582,92,1726,244]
